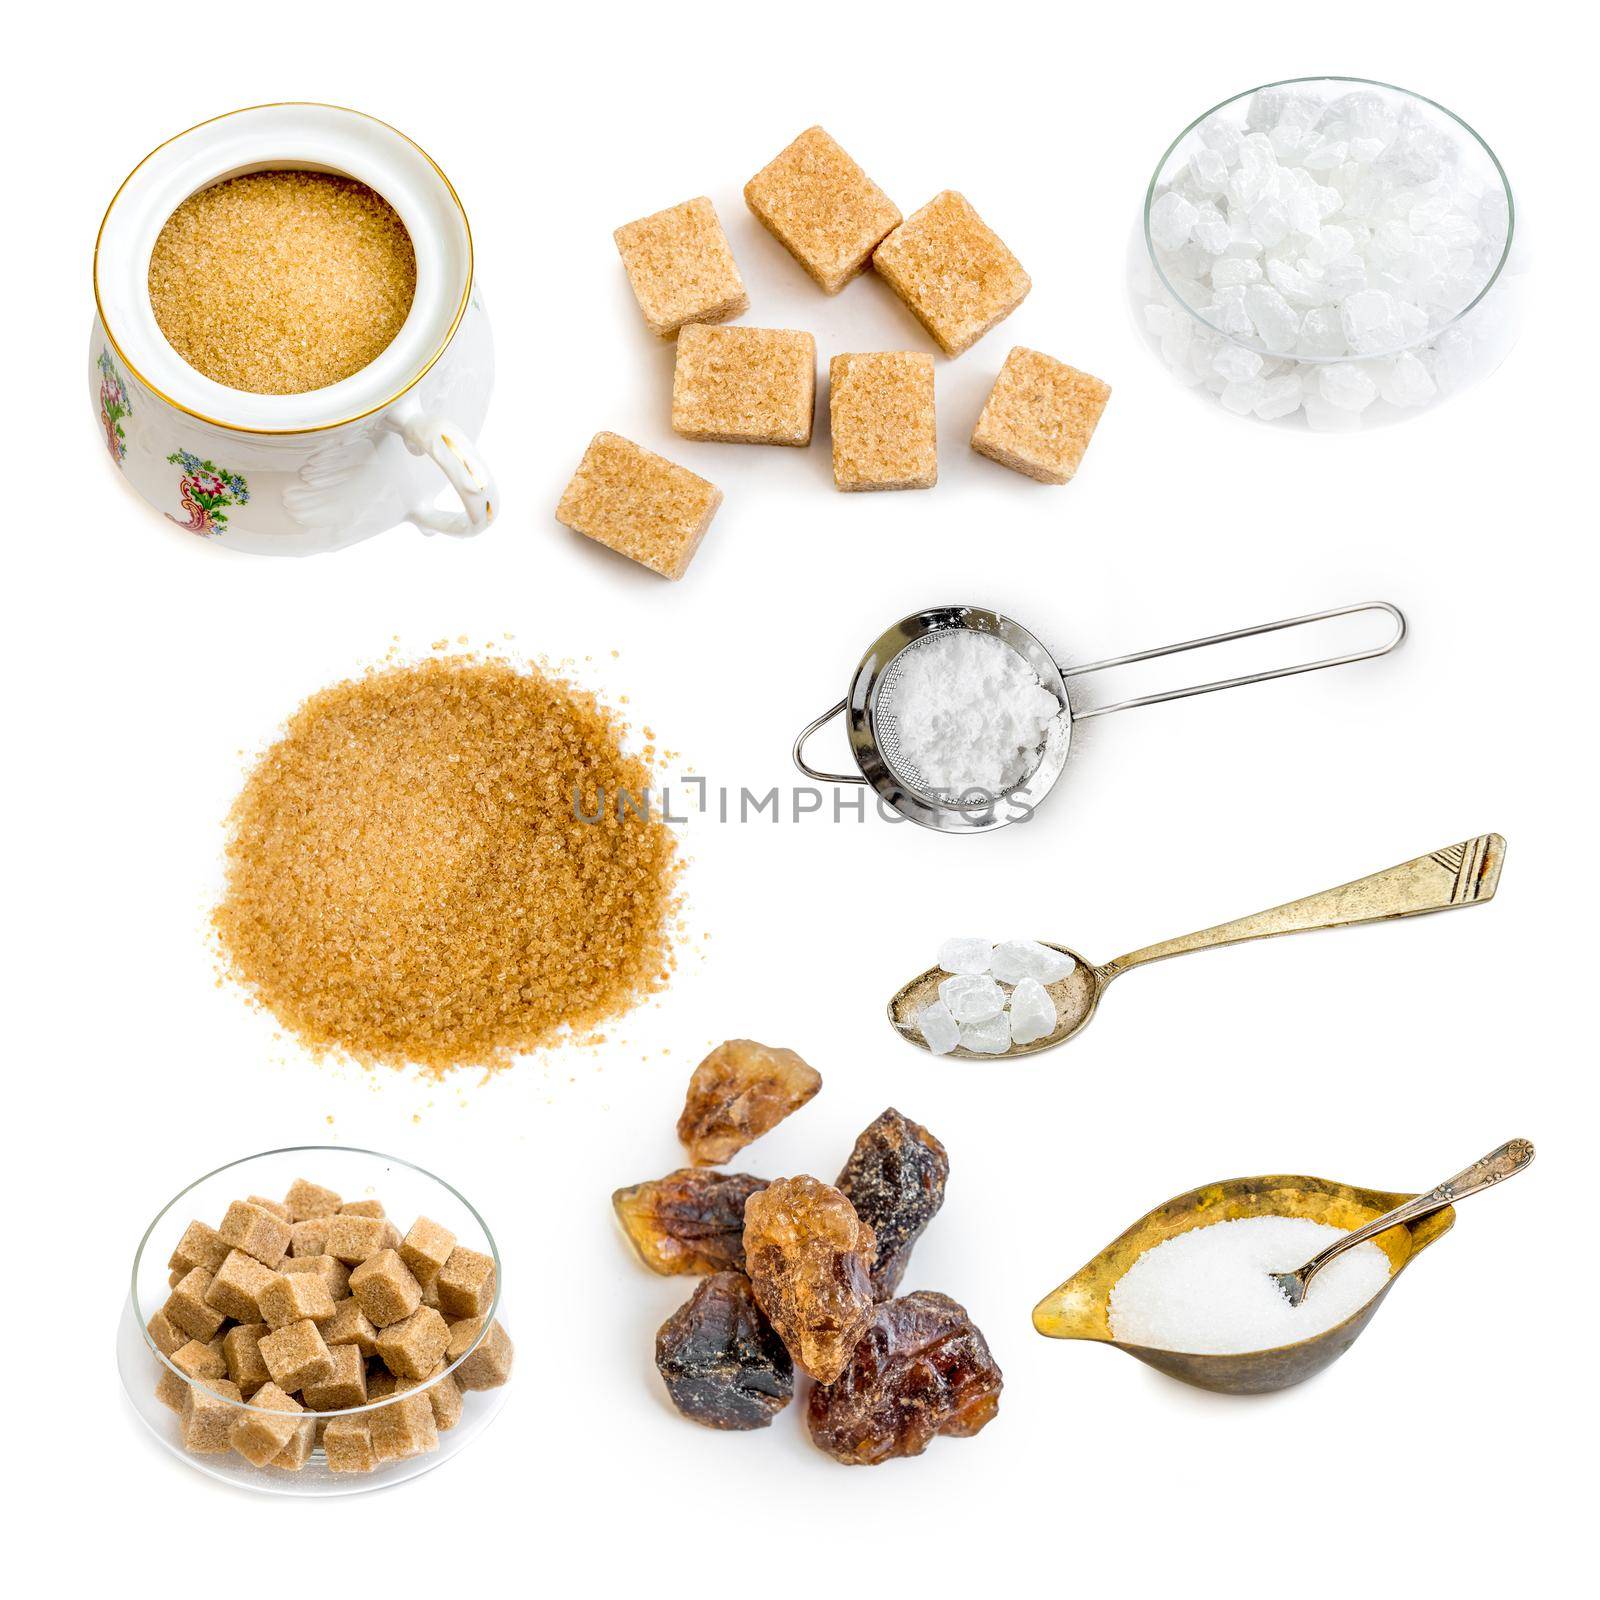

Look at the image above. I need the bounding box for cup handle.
[391,399,498,537]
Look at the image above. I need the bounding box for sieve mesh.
[873,630,1052,804]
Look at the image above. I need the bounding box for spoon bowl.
[1032,1171,1456,1395]
[889,943,1105,1057]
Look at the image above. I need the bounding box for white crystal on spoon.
[917,1000,961,1056]
[938,973,1006,1023]
[1007,978,1058,1046]
[989,940,1076,986]
[959,1013,1012,1055]
[937,937,994,977]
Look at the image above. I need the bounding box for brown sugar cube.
[283,1178,342,1222]
[369,1389,439,1463]
[302,1343,368,1410]
[555,433,722,582]
[448,1317,515,1392]
[247,1195,292,1223]
[282,1253,350,1300]
[259,1270,338,1330]
[613,196,748,338]
[172,1337,228,1383]
[672,324,816,446]
[205,1248,278,1323]
[289,1218,333,1258]
[399,1217,457,1288]
[380,1220,404,1253]
[436,1246,497,1320]
[167,1268,185,1288]
[322,1416,376,1474]
[408,1362,463,1431]
[323,1213,389,1265]
[318,1298,379,1358]
[349,1249,423,1327]
[971,346,1111,485]
[164,1267,226,1341]
[367,1365,398,1400]
[873,191,1031,357]
[829,352,938,491]
[340,1198,385,1219]
[180,1378,242,1455]
[269,1417,317,1471]
[376,1305,451,1380]
[222,1323,272,1398]
[146,1309,188,1359]
[745,126,902,294]
[420,1274,442,1310]
[228,1381,305,1466]
[218,1200,291,1268]
[258,1318,334,1392]
[168,1220,229,1276]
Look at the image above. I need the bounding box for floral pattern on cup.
[165,450,250,537]
[98,349,131,466]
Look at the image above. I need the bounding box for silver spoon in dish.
[1271,1138,1535,1307]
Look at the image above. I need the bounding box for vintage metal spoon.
[889,833,1504,1058]
[1271,1138,1534,1306]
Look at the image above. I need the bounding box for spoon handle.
[1103,834,1504,978]
[1294,1138,1535,1287]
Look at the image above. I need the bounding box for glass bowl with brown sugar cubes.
[118,1147,514,1496]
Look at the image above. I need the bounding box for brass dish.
[1032,1172,1456,1395]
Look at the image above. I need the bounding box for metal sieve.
[793,601,1407,834]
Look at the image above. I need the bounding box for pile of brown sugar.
[148,170,417,395]
[213,656,682,1073]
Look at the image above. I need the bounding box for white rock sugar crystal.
[958,1012,1012,1054]
[917,1000,961,1056]
[989,939,1076,985]
[937,972,1006,1024]
[928,938,1075,1054]
[938,937,995,976]
[1006,977,1057,1045]
[1107,1216,1391,1354]
[1136,84,1515,428]
[884,631,1063,798]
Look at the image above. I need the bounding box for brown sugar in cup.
[745,126,901,294]
[829,352,938,491]
[873,191,1031,357]
[613,197,749,338]
[971,347,1111,484]
[147,171,417,396]
[672,325,817,446]
[556,431,723,579]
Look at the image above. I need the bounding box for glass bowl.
[118,1145,511,1496]
[1129,76,1522,429]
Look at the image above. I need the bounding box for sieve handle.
[1064,601,1406,719]
[793,700,867,785]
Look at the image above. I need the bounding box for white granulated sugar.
[938,972,1006,1023]
[885,632,1063,797]
[1108,1216,1392,1354]
[1135,85,1515,427]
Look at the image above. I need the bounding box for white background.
[6,2,1592,1591]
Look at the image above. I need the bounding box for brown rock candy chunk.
[807,1290,1003,1465]
[836,1108,950,1298]
[612,1169,767,1275]
[677,1039,822,1165]
[655,1272,794,1431]
[743,1175,876,1383]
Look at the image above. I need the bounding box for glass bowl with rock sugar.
[117,1146,513,1496]
[1131,77,1521,430]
